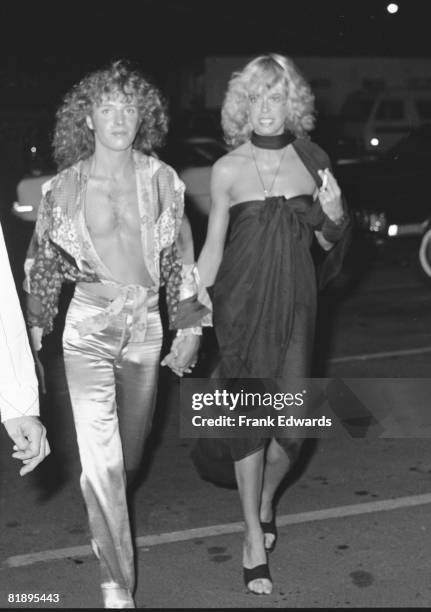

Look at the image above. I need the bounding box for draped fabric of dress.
[214,137,349,378]
[214,194,319,380]
[191,138,350,479]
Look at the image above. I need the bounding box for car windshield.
[340,93,376,121]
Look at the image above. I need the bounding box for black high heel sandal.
[243,563,272,594]
[260,514,277,553]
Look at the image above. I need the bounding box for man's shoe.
[101,582,135,609]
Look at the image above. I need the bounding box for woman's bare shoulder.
[212,142,250,178]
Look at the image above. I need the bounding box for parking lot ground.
[1,497,431,608]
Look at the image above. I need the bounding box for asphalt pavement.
[1,257,431,609]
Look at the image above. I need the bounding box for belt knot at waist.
[75,283,157,338]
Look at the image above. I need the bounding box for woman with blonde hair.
[197,53,349,595]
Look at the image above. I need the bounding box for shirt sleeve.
[23,182,64,336]
[0,222,39,422]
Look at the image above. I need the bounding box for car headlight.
[12,202,34,213]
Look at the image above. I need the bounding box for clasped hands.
[161,333,201,377]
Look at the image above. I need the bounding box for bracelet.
[176,327,202,336]
[322,214,348,243]
[326,213,347,226]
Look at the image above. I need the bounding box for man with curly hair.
[24,60,210,608]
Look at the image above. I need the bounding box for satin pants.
[63,284,163,593]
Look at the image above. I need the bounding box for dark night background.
[2,5,431,608]
[0,0,430,113]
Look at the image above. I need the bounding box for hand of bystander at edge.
[0,221,50,475]
[3,416,50,476]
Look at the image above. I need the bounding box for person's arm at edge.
[0,222,50,475]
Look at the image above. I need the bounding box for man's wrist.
[29,326,43,351]
[176,327,202,336]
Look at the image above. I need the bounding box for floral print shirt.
[24,150,211,335]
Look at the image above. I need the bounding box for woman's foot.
[242,530,272,595]
[260,501,277,552]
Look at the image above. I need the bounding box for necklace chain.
[250,143,287,198]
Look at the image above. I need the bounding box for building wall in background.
[179,56,431,116]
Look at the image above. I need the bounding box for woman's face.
[247,81,288,136]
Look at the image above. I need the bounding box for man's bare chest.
[85,179,141,237]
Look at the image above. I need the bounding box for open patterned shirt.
[24,150,211,335]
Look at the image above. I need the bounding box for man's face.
[247,81,289,136]
[86,92,141,152]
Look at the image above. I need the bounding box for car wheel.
[418,226,431,283]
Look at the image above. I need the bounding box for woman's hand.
[318,168,344,224]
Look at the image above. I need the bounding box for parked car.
[331,124,431,285]
[338,87,431,157]
[337,125,431,240]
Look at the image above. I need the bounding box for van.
[339,87,431,157]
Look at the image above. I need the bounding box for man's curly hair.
[53,60,168,170]
[221,53,315,149]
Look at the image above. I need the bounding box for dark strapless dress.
[191,139,350,480]
[212,195,323,460]
[214,194,321,379]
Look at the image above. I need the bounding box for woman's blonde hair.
[221,53,315,148]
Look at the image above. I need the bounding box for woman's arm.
[197,157,232,287]
[161,159,232,376]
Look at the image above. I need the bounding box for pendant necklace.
[250,142,288,198]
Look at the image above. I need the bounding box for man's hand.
[161,334,200,377]
[3,416,51,476]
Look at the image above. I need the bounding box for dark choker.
[251,130,295,150]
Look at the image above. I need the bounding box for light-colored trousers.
[63,284,162,593]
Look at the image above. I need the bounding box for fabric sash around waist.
[73,282,159,338]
